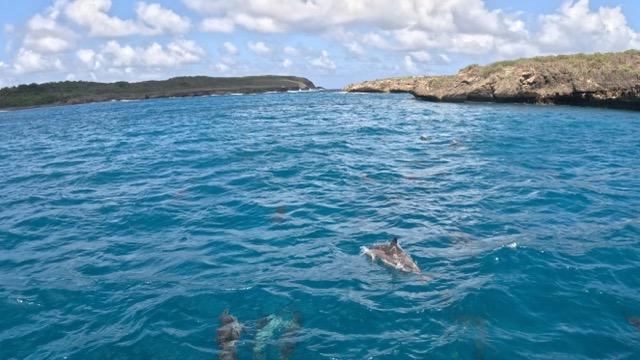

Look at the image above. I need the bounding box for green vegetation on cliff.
[0,75,316,109]
[470,49,640,78]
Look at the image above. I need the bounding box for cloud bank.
[1,0,639,88]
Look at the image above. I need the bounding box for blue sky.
[1,0,639,89]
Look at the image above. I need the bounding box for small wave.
[1,91,639,359]
[287,88,321,93]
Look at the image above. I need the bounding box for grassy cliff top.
[467,49,640,78]
[344,49,640,91]
[0,75,316,109]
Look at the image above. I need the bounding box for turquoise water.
[1,92,639,359]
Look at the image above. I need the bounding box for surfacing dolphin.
[216,309,243,360]
[361,237,421,273]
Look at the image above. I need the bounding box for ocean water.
[1,91,639,360]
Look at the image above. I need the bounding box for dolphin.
[253,310,301,360]
[279,311,301,360]
[216,309,243,360]
[361,237,421,273]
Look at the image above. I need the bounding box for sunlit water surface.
[1,92,639,359]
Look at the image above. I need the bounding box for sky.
[1,0,640,89]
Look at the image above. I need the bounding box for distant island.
[0,75,317,109]
[343,50,640,110]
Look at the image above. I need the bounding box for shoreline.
[0,75,317,111]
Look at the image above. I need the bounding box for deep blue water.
[1,91,639,359]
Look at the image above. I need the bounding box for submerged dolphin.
[361,237,421,273]
[253,310,300,360]
[278,311,301,360]
[216,309,243,360]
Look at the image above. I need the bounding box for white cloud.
[4,0,640,89]
[181,0,416,32]
[0,61,9,85]
[181,0,528,44]
[7,1,76,76]
[213,54,239,73]
[48,0,68,21]
[13,48,63,74]
[51,0,633,72]
[76,48,99,69]
[178,0,558,71]
[180,0,226,14]
[136,2,191,34]
[451,34,496,54]
[409,51,431,62]
[247,41,270,55]
[343,41,365,57]
[162,39,204,64]
[64,0,190,36]
[403,55,416,71]
[21,11,77,54]
[222,42,238,55]
[536,0,640,53]
[401,50,448,72]
[200,17,234,33]
[392,29,441,51]
[23,35,71,54]
[493,38,537,59]
[97,39,204,68]
[65,0,140,36]
[215,62,230,72]
[284,46,299,56]
[234,14,284,33]
[100,41,137,67]
[309,50,336,70]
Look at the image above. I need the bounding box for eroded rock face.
[342,77,418,93]
[342,50,640,110]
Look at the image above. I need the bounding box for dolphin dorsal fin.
[390,237,398,247]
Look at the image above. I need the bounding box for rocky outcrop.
[343,50,640,110]
[342,77,419,93]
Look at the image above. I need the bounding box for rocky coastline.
[343,50,640,110]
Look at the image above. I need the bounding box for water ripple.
[1,93,639,359]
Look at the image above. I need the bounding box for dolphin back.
[216,309,242,360]
[362,238,421,273]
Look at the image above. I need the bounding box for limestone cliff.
[343,50,640,110]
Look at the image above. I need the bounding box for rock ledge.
[343,50,640,110]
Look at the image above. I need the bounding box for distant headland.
[0,75,317,109]
[343,50,640,111]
